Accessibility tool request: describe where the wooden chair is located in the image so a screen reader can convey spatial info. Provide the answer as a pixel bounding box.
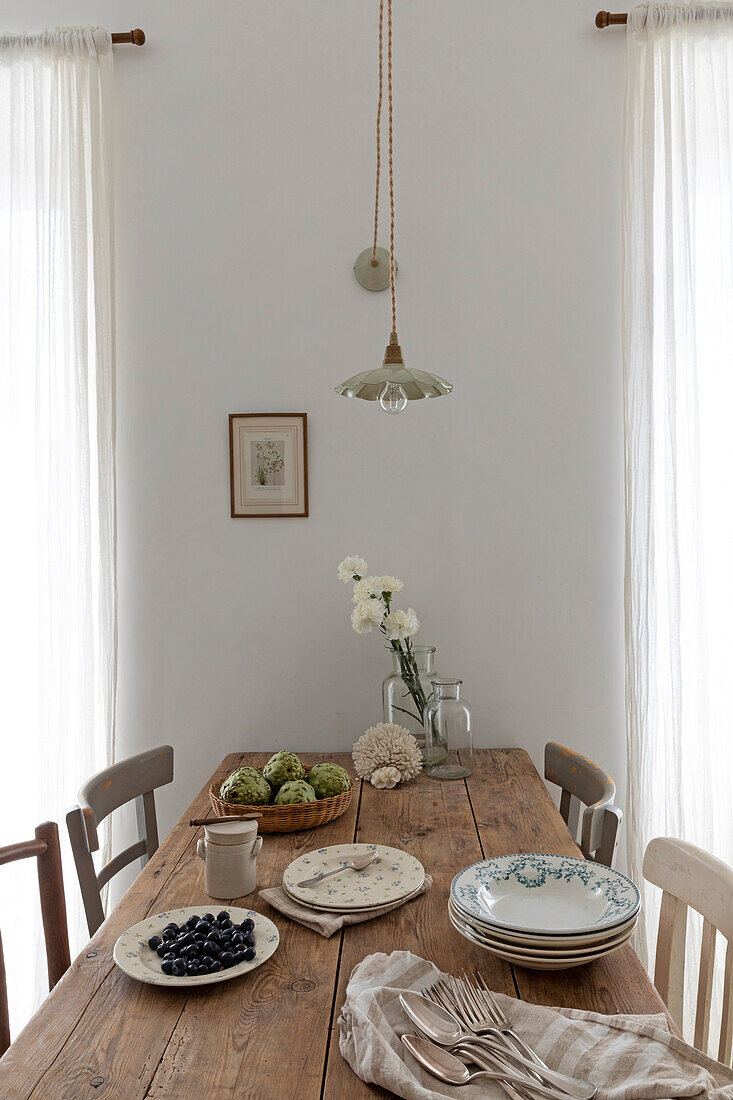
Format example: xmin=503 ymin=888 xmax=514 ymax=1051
xmin=644 ymin=837 xmax=733 ymax=1064
xmin=544 ymin=741 xmax=622 ymax=866
xmin=0 ymin=822 xmax=71 ymax=1056
xmin=67 ymin=745 xmax=174 ymax=936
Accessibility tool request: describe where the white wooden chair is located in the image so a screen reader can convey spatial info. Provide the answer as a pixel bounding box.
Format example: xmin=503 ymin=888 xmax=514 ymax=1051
xmin=544 ymin=741 xmax=622 ymax=867
xmin=67 ymin=745 xmax=174 ymax=936
xmin=644 ymin=837 xmax=733 ymax=1064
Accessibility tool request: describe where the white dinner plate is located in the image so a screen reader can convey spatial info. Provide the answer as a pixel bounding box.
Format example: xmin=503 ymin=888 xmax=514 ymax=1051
xmin=448 ymin=900 xmax=636 ymax=957
xmin=451 ymin=854 xmax=640 ymax=936
xmin=448 ymin=898 xmax=640 ymax=948
xmin=448 ymin=907 xmax=634 ymax=970
xmin=113 ymin=906 xmax=279 ymax=987
xmin=282 ymin=843 xmax=424 ymax=911
xmin=281 ymin=878 xmax=425 ymax=913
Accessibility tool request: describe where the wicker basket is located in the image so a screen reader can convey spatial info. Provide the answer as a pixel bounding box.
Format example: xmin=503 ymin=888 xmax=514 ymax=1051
xmin=209 ymin=767 xmax=354 ymax=834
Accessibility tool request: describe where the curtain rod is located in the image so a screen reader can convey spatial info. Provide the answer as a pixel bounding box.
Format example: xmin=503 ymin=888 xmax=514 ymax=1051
xmin=595 ymin=11 xmax=628 ymax=26
xmin=111 ymin=29 xmax=145 ymax=44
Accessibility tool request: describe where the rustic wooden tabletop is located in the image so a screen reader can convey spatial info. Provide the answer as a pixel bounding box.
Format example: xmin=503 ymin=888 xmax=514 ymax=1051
xmin=0 ymin=749 xmax=668 ymax=1099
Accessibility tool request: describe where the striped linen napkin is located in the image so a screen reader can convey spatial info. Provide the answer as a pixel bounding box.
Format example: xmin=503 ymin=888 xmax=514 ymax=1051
xmin=338 ymin=950 xmax=733 ymax=1099
xmin=257 ymin=876 xmax=432 ymax=938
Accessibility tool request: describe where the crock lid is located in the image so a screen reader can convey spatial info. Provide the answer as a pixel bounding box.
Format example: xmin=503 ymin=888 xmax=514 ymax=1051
xmin=204 ymin=819 xmax=258 ymax=845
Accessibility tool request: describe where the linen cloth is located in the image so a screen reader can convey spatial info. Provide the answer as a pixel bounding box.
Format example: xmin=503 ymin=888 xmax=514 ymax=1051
xmin=339 ymin=951 xmax=733 ymax=1098
xmin=258 ymin=876 xmax=432 ymax=938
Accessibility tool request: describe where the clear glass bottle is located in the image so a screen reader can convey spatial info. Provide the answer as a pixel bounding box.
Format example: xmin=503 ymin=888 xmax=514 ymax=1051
xmin=424 ymin=678 xmax=473 ymax=779
xmin=382 ymin=645 xmax=438 ymax=756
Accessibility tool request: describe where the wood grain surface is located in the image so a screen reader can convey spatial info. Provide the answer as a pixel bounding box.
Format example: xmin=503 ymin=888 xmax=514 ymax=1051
xmin=0 ymin=749 xmax=669 ymax=1098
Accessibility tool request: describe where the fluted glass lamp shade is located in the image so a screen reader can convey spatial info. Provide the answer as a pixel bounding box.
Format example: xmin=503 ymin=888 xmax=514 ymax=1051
xmin=335 ymin=332 xmax=453 ymax=402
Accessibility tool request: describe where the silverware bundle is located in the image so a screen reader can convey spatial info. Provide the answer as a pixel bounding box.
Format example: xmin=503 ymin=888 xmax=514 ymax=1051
xmin=399 ymin=970 xmax=597 ymax=1099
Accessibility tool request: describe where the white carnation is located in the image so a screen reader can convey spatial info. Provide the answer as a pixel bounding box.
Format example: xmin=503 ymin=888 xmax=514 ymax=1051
xmin=352 ymin=577 xmax=381 ymax=603
xmin=337 ymin=555 xmax=368 ymax=583
xmin=383 ymin=607 xmax=420 ymax=641
xmin=371 ymin=575 xmax=404 ymax=597
xmin=351 ymin=599 xmax=384 ymax=634
xmin=370 ymin=765 xmax=402 ymax=789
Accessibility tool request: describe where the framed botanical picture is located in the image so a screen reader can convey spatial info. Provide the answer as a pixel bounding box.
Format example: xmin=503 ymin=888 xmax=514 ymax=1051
xmin=229 ymin=413 xmax=308 ymax=518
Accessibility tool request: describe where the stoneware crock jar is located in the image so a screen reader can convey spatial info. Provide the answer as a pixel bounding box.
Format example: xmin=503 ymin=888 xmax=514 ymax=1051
xmin=196 ymin=818 xmax=262 ymax=900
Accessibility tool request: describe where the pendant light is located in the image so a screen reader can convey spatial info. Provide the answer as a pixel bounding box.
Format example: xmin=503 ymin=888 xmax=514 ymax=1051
xmin=335 ymin=0 xmax=453 ymax=414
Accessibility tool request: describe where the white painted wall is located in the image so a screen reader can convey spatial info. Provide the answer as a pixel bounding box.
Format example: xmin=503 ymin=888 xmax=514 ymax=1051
xmin=5 ymin=1 xmax=628 ymax=844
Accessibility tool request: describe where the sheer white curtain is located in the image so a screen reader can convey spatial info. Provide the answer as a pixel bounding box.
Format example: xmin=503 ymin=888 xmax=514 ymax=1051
xmin=624 ymin=1 xmax=733 ymax=1046
xmin=0 ymin=27 xmax=116 ymax=1037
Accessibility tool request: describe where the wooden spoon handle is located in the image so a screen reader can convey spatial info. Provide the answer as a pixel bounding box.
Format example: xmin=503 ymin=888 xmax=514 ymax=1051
xmin=189 ymin=814 xmax=262 ymax=826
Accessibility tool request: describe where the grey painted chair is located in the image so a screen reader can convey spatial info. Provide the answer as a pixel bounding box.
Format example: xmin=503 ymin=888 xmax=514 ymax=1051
xmin=544 ymin=741 xmax=622 ymax=867
xmin=67 ymin=745 xmax=174 ymax=936
xmin=644 ymin=837 xmax=733 ymax=1063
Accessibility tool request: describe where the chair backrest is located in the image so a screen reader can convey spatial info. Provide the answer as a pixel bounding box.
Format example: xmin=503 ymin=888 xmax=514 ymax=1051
xmin=643 ymin=836 xmax=733 ymax=1064
xmin=0 ymin=822 xmax=71 ymax=1056
xmin=67 ymin=745 xmax=174 ymax=936
xmin=544 ymin=741 xmax=621 ymax=866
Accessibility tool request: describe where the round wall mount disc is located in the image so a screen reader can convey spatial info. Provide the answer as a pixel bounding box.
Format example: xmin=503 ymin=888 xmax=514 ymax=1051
xmin=354 ymin=246 xmax=395 ymax=291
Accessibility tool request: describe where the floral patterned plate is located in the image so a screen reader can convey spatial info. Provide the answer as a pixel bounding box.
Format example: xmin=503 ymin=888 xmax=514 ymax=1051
xmin=113 ymin=906 xmax=279 ymax=987
xmin=281 ymin=878 xmax=425 ymax=913
xmin=282 ymin=843 xmax=425 ymax=910
xmin=450 ymin=853 xmax=640 ymax=936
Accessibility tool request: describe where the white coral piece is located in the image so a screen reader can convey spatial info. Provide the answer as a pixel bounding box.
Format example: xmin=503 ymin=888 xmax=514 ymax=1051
xmin=370 ymin=765 xmax=401 ymax=789
xmin=352 ymin=722 xmax=423 ymax=783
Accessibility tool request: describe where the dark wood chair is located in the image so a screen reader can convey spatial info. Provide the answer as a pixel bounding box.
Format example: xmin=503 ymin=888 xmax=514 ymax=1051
xmin=544 ymin=741 xmax=623 ymax=867
xmin=67 ymin=745 xmax=174 ymax=936
xmin=0 ymin=822 xmax=71 ymax=1056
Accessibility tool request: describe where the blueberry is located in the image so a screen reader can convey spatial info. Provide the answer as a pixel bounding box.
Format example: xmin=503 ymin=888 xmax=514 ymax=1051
xmin=167 ymin=943 xmax=181 ymax=956
xmin=242 ymin=930 xmax=255 ymax=944
xmin=197 ymin=962 xmax=210 ymax=975
xmin=187 ymin=914 xmax=201 ymax=927
xmin=240 ymin=918 xmax=254 ymax=932
xmin=216 ymin=911 xmax=229 ymax=922
xmin=172 ymin=959 xmax=187 ymax=977
xmin=220 ymin=920 xmax=233 ymax=931
xmin=178 ymin=932 xmax=194 ymax=946
xmin=219 ymin=951 xmax=235 ymax=968
xmin=195 ymin=920 xmax=211 ymax=934
xmin=193 ymin=933 xmax=207 ymax=943
xmin=208 ymin=929 xmax=221 ymax=941
xmin=231 ymin=933 xmax=245 ymax=946
xmin=183 ymin=944 xmax=199 ymax=959
xmin=163 ymin=922 xmax=178 ymax=932
xmin=209 ymin=960 xmax=222 ymax=972
xmin=203 ymin=912 xmax=215 ymax=923
xmin=201 ymin=955 xmax=214 ymax=967
xmin=162 ymin=928 xmax=177 ymax=942
xmin=203 ymin=940 xmax=219 ymax=956
xmin=232 ymin=950 xmax=244 ymax=964
xmin=161 ymin=959 xmax=174 ymax=975
xmin=156 ymin=944 xmax=168 ymax=958
xmin=243 ymin=946 xmax=256 ymax=962
xmin=186 ymin=963 xmax=200 ymax=976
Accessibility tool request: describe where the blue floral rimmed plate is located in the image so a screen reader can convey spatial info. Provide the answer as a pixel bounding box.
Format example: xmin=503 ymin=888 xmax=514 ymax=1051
xmin=450 ymin=853 xmax=641 ymax=936
xmin=113 ymin=906 xmax=279 ymax=987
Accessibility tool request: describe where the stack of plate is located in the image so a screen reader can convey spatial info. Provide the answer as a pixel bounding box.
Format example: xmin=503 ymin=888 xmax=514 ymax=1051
xmin=282 ymin=842 xmax=425 ymax=913
xmin=449 ymin=853 xmax=641 ymax=970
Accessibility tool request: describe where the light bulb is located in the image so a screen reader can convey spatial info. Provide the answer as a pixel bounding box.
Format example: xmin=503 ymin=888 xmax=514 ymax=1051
xmin=378 ymin=381 xmax=408 ymax=415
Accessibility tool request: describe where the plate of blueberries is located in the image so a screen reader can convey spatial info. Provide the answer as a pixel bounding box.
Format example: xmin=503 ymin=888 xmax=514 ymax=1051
xmin=113 ymin=906 xmax=280 ymax=987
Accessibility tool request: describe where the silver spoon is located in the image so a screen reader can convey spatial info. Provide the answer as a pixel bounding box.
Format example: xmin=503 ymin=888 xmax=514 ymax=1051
xmin=400 ymin=991 xmax=597 ymax=1100
xmin=401 ymin=1034 xmax=579 ymax=1100
xmin=295 ymin=849 xmax=377 ymax=888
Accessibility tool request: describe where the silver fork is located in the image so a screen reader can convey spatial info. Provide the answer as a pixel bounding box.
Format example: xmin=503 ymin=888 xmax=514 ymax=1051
xmin=453 ymin=971 xmax=596 ymax=1098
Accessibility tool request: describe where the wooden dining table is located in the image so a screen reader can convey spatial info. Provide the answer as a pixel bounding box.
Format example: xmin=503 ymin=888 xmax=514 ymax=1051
xmin=0 ymin=748 xmax=669 ymax=1099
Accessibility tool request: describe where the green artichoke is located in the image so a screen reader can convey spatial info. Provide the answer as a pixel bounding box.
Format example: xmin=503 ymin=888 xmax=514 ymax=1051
xmin=220 ymin=766 xmax=271 ymax=805
xmin=262 ymin=750 xmax=306 ymax=793
xmin=307 ymin=762 xmax=351 ymax=799
xmin=273 ymin=779 xmax=317 ymax=805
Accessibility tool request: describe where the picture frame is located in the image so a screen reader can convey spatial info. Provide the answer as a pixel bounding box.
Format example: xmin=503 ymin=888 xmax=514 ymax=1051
xmin=229 ymin=413 xmax=308 ymax=518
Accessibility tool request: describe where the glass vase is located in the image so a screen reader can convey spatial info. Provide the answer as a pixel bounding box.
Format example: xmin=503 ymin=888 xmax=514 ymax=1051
xmin=424 ymin=678 xmax=473 ymax=779
xmin=382 ymin=645 xmax=438 ymax=755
